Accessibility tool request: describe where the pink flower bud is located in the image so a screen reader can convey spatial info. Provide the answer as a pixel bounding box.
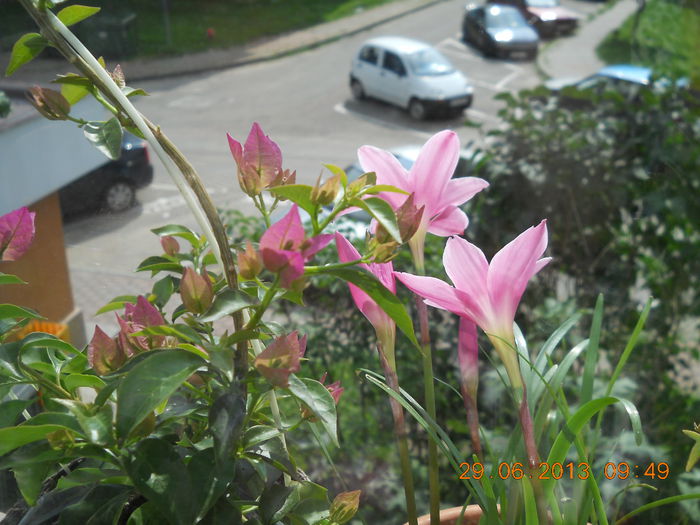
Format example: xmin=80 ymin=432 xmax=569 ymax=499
xmin=310 ymin=173 xmax=341 ymax=206
xmin=160 ymin=235 xmax=180 ymax=255
xmin=254 ymin=332 xmax=306 ymax=388
xmin=227 ymin=123 xmax=283 ymax=197
xmin=396 ymin=193 xmax=425 ymax=243
xmin=26 ymin=86 xmax=70 ymax=121
xmin=237 ymin=241 xmax=262 ymax=280
xmin=88 ymin=325 xmax=127 ymax=375
xmin=180 ymin=267 xmax=214 ymax=314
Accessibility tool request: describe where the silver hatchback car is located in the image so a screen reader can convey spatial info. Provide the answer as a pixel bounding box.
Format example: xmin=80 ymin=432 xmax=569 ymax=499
xmin=349 ymin=36 xmax=474 ymax=120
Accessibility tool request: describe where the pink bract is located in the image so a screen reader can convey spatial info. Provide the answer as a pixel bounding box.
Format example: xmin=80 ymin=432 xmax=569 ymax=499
xmin=0 ymin=207 xmax=36 ymax=261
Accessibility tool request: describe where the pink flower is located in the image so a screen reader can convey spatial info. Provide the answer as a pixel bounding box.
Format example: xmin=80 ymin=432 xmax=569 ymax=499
xmin=254 ymin=331 xmax=307 ymax=388
xmin=0 ymin=207 xmax=36 ymax=261
xmin=227 ymin=123 xmax=283 ymax=196
xmin=334 ymin=233 xmax=396 ymax=355
xmin=259 ymin=205 xmax=332 ymax=288
xmin=358 ymin=131 xmax=488 ymax=238
xmin=116 ymin=296 xmax=166 ymax=355
xmin=395 ymin=221 xmax=551 ymax=346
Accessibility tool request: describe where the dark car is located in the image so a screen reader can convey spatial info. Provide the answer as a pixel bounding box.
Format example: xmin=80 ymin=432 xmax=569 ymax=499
xmin=462 ymin=4 xmax=539 ymax=60
xmin=59 ymin=132 xmax=153 ymax=216
xmin=489 ymin=0 xmax=579 ymax=38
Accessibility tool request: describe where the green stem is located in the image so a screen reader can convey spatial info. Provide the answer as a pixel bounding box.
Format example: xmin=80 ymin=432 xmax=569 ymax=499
xmin=245 ymin=274 xmax=280 ymax=330
xmin=303 ymin=258 xmax=366 ymax=274
xmin=378 ymin=346 xmax=418 ymax=525
xmin=269 ymin=388 xmax=293 ymax=483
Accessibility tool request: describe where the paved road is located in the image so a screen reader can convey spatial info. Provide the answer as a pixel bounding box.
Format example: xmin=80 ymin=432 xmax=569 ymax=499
xmin=62 ymin=0 xmax=604 ymax=336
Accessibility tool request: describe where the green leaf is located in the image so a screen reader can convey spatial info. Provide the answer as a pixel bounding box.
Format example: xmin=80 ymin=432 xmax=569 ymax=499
xmin=287 ymin=375 xmax=338 ymax=447
xmin=0 ymin=304 xmax=44 ymax=321
xmin=268 ymin=184 xmax=316 ymax=215
xmin=360 ymin=184 xmax=409 ymax=195
xmin=209 ymin=386 xmax=246 ymax=462
xmin=95 ymin=295 xmax=138 ymax=315
xmin=199 ymin=289 xmax=258 ymax=323
xmin=63 ymin=373 xmax=106 ymax=392
xmin=6 ymin=33 xmax=48 ymax=76
xmin=56 ymin=5 xmax=101 ymax=26
xmin=123 ymin=86 xmax=149 ymax=98
xmin=0 ymin=399 xmax=33 ymax=428
xmin=53 ymin=399 xmax=113 ymax=445
xmin=151 ymin=224 xmax=200 ymax=246
xmin=14 ymin=461 xmax=53 ymax=506
xmin=243 ymin=425 xmax=281 ymax=449
xmin=60 ymin=82 xmax=90 ymax=105
xmin=683 ymin=430 xmax=700 ymax=471
xmin=581 ymin=294 xmax=603 ymax=404
xmin=323 ymin=164 xmax=347 ymax=188
xmin=0 ymin=424 xmax=71 ymax=456
xmin=350 ymin=197 xmax=401 ymax=243
xmin=308 ymin=266 xmax=419 ymax=349
xmin=606 ymin=298 xmax=652 ymax=396
xmin=136 ymin=255 xmax=183 ymax=275
xmin=83 ymin=118 xmax=123 ymax=160
xmin=18 ymin=485 xmax=93 ymax=525
xmin=0 ymin=273 xmax=26 ymax=285
xmin=116 ymin=349 xmax=204 ymax=439
xmin=152 ymin=276 xmax=177 ymax=307
xmin=21 ymin=332 xmax=78 ymax=356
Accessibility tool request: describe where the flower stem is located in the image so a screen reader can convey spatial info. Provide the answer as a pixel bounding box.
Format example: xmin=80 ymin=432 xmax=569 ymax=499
xmin=460 ymin=384 xmax=483 ymax=461
xmin=378 ymin=346 xmax=418 ymax=525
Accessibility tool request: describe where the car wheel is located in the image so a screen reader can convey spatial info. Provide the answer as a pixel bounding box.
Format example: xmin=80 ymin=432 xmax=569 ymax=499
xmin=350 ymin=79 xmax=365 ymax=100
xmin=103 ymin=180 xmax=135 ymax=213
xmin=408 ymin=99 xmax=427 ymax=120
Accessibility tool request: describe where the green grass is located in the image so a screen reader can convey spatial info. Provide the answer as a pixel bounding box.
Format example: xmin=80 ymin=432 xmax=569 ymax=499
xmin=596 ymin=0 xmax=700 ymax=82
xmin=0 ymin=0 xmax=399 ymax=58
xmin=120 ymin=0 xmax=399 ymax=57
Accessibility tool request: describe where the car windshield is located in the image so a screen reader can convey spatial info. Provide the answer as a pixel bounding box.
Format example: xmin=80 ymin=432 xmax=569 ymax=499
xmin=406 ymin=48 xmax=455 ymax=76
xmin=486 ymin=7 xmax=526 ymax=28
xmin=526 ymin=0 xmax=560 ymax=7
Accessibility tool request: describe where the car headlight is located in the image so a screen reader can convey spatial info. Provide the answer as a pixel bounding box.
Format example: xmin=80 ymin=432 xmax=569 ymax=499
xmin=540 ymin=11 xmax=557 ymax=21
xmin=494 ymin=30 xmax=513 ymax=42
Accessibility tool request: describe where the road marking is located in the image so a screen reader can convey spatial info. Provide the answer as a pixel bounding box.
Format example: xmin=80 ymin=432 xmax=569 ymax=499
xmin=466 ymin=108 xmax=500 ymax=123
xmin=495 ymin=68 xmax=522 ymax=90
xmin=333 ymin=103 xmax=434 ymax=140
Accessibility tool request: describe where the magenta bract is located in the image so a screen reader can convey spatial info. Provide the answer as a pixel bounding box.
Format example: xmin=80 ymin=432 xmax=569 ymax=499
xmin=0 ymin=207 xmax=36 ymax=261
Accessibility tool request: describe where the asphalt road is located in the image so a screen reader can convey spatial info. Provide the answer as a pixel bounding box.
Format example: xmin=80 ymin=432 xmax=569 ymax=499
xmin=62 ymin=0 xmax=601 ymax=333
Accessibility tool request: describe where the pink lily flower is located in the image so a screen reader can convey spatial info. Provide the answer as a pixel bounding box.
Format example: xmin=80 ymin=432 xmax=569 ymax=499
xmin=259 ymin=204 xmax=332 ymax=288
xmin=358 ymin=130 xmax=488 ymax=240
xmin=334 ymin=233 xmax=396 ymax=361
xmin=0 ymin=207 xmax=36 ymax=261
xmin=227 ymin=122 xmax=283 ymax=196
xmin=395 ymin=221 xmax=551 ymax=384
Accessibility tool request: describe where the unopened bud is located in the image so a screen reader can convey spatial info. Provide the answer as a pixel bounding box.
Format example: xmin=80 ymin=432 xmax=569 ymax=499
xmin=346 ymin=172 xmax=376 ymax=197
xmin=180 ymin=267 xmax=214 ymax=314
xmin=311 ymin=173 xmax=341 ymax=206
xmin=269 ymin=168 xmax=296 ymax=190
xmin=160 ymin=235 xmax=180 ymax=255
xmin=111 ymin=64 xmax=125 ymax=88
xmin=238 ymin=241 xmax=262 ymax=280
xmin=254 ymin=332 xmax=306 ymax=388
xmin=329 ymin=490 xmax=361 ymax=524
xmin=369 ymin=238 xmax=399 ymax=263
xmin=26 ymin=86 xmax=70 ymax=120
xmin=88 ymin=325 xmax=127 ymax=375
xmin=396 ymin=194 xmax=425 ymax=242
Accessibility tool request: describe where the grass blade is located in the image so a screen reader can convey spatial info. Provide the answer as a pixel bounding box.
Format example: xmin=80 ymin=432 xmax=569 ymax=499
xmin=581 ymin=294 xmax=603 ymax=404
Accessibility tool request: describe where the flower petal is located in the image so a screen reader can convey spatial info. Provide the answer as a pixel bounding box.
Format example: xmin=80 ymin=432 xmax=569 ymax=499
xmin=358 ymin=145 xmax=410 ymax=209
xmin=243 ymin=122 xmax=283 ymax=185
xmin=394 ymin=272 xmax=467 ymax=316
xmin=458 ymin=317 xmax=479 ymax=388
xmin=302 ymin=233 xmax=333 ymax=261
xmin=226 ymin=133 xmax=243 ymax=167
xmin=409 ymin=130 xmax=459 ymax=215
xmin=427 ymin=206 xmax=468 ymax=237
xmin=443 ymin=236 xmax=490 ymax=310
xmin=487 ymin=220 xmax=549 ymax=324
xmin=278 ymin=251 xmax=305 ymax=289
xmin=443 ymin=177 xmax=489 ymax=207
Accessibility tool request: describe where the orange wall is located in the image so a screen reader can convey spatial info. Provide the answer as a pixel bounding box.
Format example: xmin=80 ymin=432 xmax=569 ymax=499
xmin=0 ymin=192 xmax=75 ymax=321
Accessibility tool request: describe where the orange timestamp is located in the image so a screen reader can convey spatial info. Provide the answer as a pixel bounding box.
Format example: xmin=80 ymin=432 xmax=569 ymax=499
xmin=459 ymin=462 xmax=592 ymax=480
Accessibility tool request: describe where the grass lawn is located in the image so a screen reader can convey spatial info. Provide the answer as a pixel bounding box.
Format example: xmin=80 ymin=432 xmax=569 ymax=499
xmin=596 ymin=0 xmax=700 ymax=82
xmin=0 ymin=0 xmax=400 ymax=57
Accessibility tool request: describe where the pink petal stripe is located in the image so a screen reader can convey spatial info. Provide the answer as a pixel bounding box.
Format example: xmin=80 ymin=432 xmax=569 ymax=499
xmin=458 ymin=317 xmax=479 ymax=385
xmin=427 ymin=206 xmax=469 ymax=237
xmin=443 ymin=177 xmax=490 ymax=207
xmin=409 ymin=130 xmax=459 ymax=215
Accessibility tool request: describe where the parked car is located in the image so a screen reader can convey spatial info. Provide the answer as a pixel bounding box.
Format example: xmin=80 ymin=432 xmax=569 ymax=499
xmin=462 ymin=4 xmax=539 ymax=60
xmin=59 ymin=132 xmax=153 ymax=216
xmin=488 ymin=0 xmax=579 ymax=37
xmin=349 ymin=36 xmax=474 ymax=120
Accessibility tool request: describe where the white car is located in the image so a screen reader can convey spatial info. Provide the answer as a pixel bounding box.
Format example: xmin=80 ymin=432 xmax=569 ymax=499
xmin=349 ymin=36 xmax=474 ymax=120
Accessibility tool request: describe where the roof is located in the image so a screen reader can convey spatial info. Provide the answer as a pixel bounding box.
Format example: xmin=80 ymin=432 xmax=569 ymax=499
xmin=361 ymin=36 xmax=431 ymax=54
xmin=597 ymin=64 xmax=652 ymax=85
